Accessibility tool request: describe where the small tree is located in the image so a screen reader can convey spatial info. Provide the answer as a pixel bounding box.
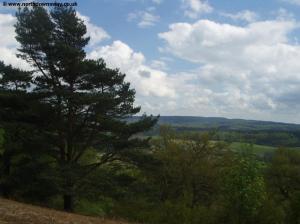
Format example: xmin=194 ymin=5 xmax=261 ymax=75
xmin=267 ymin=148 xmax=300 ymax=223
xmin=148 ymin=129 xmax=226 ymax=224
xmin=14 ymin=6 xmax=157 ymax=211
xmin=222 ymin=150 xmax=266 ymax=224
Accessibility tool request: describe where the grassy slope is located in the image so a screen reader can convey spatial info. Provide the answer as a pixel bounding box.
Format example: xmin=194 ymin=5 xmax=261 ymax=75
xmin=229 ymin=142 xmax=276 ymax=155
xmin=0 ymin=198 xmax=130 ymax=224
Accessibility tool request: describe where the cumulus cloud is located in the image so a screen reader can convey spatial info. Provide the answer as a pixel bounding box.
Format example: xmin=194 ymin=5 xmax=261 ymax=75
xmin=182 ymin=0 xmax=213 ymax=19
xmin=128 ymin=9 xmax=160 ymax=28
xmin=150 ymin=60 xmax=168 ymax=70
xmin=158 ymin=18 xmax=300 ymax=122
xmin=77 ymin=12 xmax=110 ymax=46
xmin=0 ymin=13 xmax=31 ymax=70
xmin=88 ymin=40 xmax=176 ymax=98
xmin=0 ymin=13 xmax=16 ymax=47
xmin=159 ymin=20 xmax=295 ymax=63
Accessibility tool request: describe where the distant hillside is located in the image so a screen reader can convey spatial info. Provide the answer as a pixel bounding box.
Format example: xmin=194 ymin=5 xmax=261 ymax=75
xmin=149 ymin=116 xmax=300 ymax=131
xmin=129 ymin=116 xmax=300 ymax=147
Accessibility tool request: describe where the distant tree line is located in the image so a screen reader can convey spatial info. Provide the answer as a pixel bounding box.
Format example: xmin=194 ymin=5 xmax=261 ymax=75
xmin=148 ymin=126 xmax=300 ymax=147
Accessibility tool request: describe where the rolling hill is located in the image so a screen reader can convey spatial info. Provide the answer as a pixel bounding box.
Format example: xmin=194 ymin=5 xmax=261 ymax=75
xmin=154 ymin=116 xmax=300 ymax=131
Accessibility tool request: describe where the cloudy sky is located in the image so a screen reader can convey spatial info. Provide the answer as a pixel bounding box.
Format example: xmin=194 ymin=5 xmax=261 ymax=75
xmin=1 ymin=0 xmax=300 ymax=123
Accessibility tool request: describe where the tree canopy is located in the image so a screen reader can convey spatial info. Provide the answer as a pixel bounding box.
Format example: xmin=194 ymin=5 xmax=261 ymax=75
xmin=0 ymin=6 xmax=157 ymax=211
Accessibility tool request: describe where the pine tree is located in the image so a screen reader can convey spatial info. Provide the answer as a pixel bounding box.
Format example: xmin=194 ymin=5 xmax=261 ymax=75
xmin=15 ymin=6 xmax=157 ymax=211
xmin=0 ymin=61 xmax=34 ymax=197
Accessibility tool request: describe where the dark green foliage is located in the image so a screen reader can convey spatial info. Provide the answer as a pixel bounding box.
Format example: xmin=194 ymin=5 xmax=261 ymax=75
xmin=0 ymin=5 xmax=157 ymax=211
xmin=106 ymin=129 xmax=300 ymax=224
xmin=266 ymin=148 xmax=300 ymax=223
xmin=110 ymin=128 xmax=226 ymax=224
xmin=0 ymin=61 xmax=32 ymax=91
xmin=0 ymin=60 xmax=37 ymax=198
xmin=220 ymin=151 xmax=267 ymax=223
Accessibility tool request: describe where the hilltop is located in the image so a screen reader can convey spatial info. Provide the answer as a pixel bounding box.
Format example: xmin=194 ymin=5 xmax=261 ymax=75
xmin=128 ymin=116 xmax=300 ymax=132
xmin=156 ymin=116 xmax=300 ymax=131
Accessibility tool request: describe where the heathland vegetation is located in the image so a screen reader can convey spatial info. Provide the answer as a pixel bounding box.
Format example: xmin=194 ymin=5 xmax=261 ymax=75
xmin=1 ymin=6 xmax=300 ymax=224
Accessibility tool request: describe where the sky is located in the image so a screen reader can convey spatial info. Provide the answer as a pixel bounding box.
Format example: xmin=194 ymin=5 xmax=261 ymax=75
xmin=1 ymin=0 xmax=300 ymax=123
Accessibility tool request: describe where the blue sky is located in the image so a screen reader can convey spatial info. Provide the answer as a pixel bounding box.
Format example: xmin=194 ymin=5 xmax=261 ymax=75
xmin=1 ymin=0 xmax=300 ymax=123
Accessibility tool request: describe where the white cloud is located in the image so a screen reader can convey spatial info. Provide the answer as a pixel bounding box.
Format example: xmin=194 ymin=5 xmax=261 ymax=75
xmin=88 ymin=41 xmax=176 ymax=98
xmin=0 ymin=13 xmax=31 ymax=70
xmin=150 ymin=60 xmax=168 ymax=70
xmin=221 ymin=10 xmax=258 ymax=22
xmin=182 ymin=0 xmax=213 ymax=19
xmin=128 ymin=10 xmax=160 ymax=28
xmin=159 ymin=20 xmax=295 ymax=63
xmin=0 ymin=13 xmax=16 ymax=46
xmin=77 ymin=12 xmax=110 ymax=46
xmin=158 ymin=19 xmax=300 ymax=122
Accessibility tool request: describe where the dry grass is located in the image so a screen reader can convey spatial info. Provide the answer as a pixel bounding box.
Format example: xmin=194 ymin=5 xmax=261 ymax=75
xmin=0 ymin=198 xmax=130 ymax=224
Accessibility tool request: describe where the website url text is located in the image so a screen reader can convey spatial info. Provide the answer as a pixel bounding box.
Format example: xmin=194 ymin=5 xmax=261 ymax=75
xmin=2 ymin=1 xmax=77 ymax=7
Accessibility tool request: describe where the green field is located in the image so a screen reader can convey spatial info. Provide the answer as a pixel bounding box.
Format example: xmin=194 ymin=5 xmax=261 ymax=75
xmin=229 ymin=142 xmax=276 ymax=155
xmin=229 ymin=142 xmax=300 ymax=155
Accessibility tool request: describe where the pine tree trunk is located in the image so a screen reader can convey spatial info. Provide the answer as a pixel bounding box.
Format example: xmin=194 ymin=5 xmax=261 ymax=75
xmin=63 ymin=194 xmax=73 ymax=212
